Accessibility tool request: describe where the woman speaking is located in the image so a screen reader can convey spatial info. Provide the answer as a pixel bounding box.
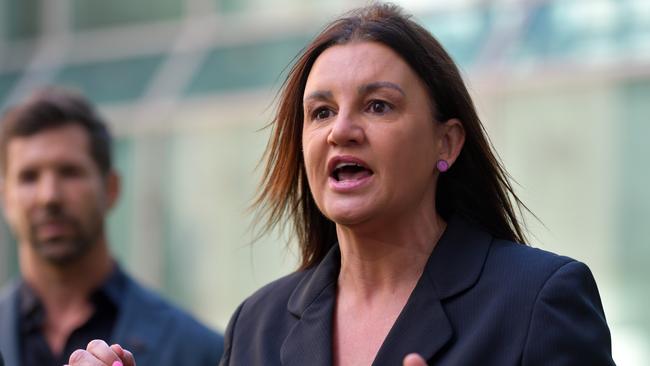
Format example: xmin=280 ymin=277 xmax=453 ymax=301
xmin=69 ymin=3 xmax=614 ymax=366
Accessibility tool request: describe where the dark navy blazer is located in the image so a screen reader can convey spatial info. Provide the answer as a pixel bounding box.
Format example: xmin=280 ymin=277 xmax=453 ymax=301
xmin=220 ymin=216 xmax=614 ymax=365
xmin=0 ymin=270 xmax=224 ymax=366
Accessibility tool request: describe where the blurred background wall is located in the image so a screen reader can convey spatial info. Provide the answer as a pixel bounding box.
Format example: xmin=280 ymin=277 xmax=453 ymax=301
xmin=0 ymin=0 xmax=648 ymax=364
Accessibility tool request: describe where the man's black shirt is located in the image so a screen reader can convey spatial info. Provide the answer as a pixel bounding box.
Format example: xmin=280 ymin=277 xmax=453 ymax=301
xmin=18 ymin=267 xmax=126 ymax=366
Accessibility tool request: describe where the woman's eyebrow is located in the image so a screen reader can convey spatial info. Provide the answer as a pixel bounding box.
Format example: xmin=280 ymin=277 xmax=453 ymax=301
xmin=358 ymin=81 xmax=405 ymax=96
xmin=303 ymin=90 xmax=333 ymax=103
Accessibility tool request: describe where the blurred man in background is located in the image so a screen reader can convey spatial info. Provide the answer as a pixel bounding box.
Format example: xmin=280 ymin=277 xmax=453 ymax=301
xmin=0 ymin=87 xmax=223 ymax=366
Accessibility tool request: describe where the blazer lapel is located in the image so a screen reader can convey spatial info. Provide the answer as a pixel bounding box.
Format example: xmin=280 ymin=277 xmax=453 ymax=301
xmin=374 ymin=215 xmax=493 ymax=365
xmin=111 ymin=276 xmax=168 ymax=365
xmin=281 ymin=246 xmax=340 ymax=366
xmin=0 ymin=281 xmax=20 ymax=366
xmin=281 ymin=215 xmax=492 ymax=366
xmin=373 ymin=274 xmax=452 ymax=365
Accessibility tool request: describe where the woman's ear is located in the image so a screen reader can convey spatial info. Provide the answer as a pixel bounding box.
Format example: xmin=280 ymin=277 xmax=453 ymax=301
xmin=438 ymin=118 xmax=465 ymax=167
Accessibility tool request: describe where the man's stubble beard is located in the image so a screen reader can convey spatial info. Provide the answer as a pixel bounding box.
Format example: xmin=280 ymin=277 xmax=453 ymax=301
xmin=27 ymin=203 xmax=104 ymax=266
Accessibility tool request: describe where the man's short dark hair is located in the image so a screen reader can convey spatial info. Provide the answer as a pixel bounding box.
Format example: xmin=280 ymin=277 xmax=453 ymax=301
xmin=0 ymin=87 xmax=112 ymax=176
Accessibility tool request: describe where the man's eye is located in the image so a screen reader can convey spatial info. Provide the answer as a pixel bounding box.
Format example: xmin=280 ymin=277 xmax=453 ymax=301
xmin=59 ymin=165 xmax=82 ymax=177
xmin=18 ymin=170 xmax=38 ymax=184
xmin=368 ymin=100 xmax=391 ymax=114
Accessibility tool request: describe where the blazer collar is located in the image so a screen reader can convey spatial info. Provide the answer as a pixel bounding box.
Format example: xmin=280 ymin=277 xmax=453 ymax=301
xmin=282 ymin=214 xmax=493 ymax=365
xmin=282 ymin=246 xmax=340 ymax=366
xmin=111 ymin=275 xmax=168 ymax=364
xmin=374 ymin=215 xmax=492 ymax=364
xmin=425 ymin=214 xmax=492 ymax=299
xmin=287 ymin=246 xmax=340 ymax=317
xmin=0 ymin=280 xmax=20 ymax=366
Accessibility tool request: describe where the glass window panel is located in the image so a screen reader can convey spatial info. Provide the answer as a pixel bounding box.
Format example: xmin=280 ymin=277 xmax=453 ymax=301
xmin=185 ymin=36 xmax=308 ymax=95
xmin=0 ymin=72 xmax=21 ymax=105
xmin=618 ymin=80 xmax=650 ymax=339
xmin=514 ymin=0 xmax=637 ymax=62
xmin=53 ymin=55 xmax=164 ymax=103
xmin=72 ymin=0 xmax=183 ymax=30
xmin=3 ymin=0 xmax=41 ymax=40
xmin=216 ymin=0 xmax=245 ymax=13
xmin=158 ymin=124 xmax=293 ymax=327
xmin=420 ymin=8 xmax=490 ymax=68
xmin=215 ymin=0 xmax=344 ymax=14
xmin=107 ymin=137 xmax=135 ymax=262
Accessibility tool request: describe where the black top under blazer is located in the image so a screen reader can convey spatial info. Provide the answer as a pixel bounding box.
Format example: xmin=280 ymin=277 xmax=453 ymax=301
xmin=220 ymin=215 xmax=615 ymax=365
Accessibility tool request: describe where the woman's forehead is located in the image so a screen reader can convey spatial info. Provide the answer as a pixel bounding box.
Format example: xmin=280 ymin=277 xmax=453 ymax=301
xmin=304 ymin=42 xmax=420 ymax=95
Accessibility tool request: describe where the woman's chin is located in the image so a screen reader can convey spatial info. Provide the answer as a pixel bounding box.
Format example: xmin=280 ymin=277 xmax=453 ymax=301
xmin=324 ymin=204 xmax=376 ymax=228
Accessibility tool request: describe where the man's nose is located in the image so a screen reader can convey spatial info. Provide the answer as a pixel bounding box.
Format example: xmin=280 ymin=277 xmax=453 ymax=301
xmin=37 ymin=173 xmax=62 ymax=205
xmin=326 ymin=111 xmax=366 ymax=147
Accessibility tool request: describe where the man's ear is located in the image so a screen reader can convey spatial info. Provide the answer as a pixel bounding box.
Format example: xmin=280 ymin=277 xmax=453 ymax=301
xmin=438 ymin=118 xmax=466 ymax=167
xmin=104 ymin=170 xmax=120 ymax=210
xmin=0 ymin=180 xmax=6 ymax=214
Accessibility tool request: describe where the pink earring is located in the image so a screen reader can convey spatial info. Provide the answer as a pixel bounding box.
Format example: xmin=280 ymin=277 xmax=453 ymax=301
xmin=436 ymin=159 xmax=449 ymax=172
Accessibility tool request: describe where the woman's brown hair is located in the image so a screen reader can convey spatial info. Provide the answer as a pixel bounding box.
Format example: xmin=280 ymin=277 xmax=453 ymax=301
xmin=255 ymin=3 xmax=529 ymax=270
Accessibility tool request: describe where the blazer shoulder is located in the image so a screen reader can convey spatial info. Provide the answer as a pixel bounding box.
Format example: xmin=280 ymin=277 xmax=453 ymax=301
xmin=221 ymin=269 xmax=313 ymax=366
xmin=124 ymin=274 xmax=222 ymax=338
xmin=0 ymin=279 xmax=20 ymax=366
xmin=0 ymin=280 xmax=19 ymax=306
xmin=117 ymin=274 xmax=224 ymax=363
xmin=228 ymin=269 xmax=316 ymax=337
xmin=476 ymin=240 xmax=613 ymax=364
xmin=479 ymin=239 xmax=596 ymax=308
xmin=487 ymin=239 xmax=578 ymax=280
xmin=521 ymin=260 xmax=614 ymax=364
xmin=239 ymin=269 xmax=310 ymax=314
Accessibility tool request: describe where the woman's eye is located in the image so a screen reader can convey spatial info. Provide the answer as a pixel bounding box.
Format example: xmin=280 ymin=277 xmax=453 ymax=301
xmin=313 ymin=107 xmax=333 ymax=120
xmin=368 ymin=100 xmax=391 ymax=114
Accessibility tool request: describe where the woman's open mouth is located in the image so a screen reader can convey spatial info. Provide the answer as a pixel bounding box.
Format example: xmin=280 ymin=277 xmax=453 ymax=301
xmin=328 ymin=156 xmax=374 ymax=190
xmin=332 ymin=162 xmax=373 ymax=182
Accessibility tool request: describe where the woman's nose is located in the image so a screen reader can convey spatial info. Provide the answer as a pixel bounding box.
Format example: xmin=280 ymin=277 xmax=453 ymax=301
xmin=326 ymin=112 xmax=365 ymax=147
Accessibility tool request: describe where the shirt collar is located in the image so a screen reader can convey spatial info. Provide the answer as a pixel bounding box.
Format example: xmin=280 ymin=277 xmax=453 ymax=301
xmin=19 ymin=263 xmax=127 ymax=325
xmin=98 ymin=263 xmax=128 ymax=307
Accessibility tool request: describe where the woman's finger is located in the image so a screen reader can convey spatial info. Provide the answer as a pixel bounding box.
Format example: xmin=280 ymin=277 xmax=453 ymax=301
xmin=109 ymin=344 xmax=123 ymax=358
xmin=403 ymin=353 xmax=427 ymax=366
xmin=85 ymin=339 xmax=121 ymax=364
xmin=68 ymin=349 xmax=109 ymax=366
xmin=110 ymin=344 xmax=136 ymax=366
xmin=121 ymin=348 xmax=136 ymax=366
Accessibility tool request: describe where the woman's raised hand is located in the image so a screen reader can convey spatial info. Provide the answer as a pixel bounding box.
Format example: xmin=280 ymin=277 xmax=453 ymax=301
xmin=66 ymin=340 xmax=136 ymax=366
